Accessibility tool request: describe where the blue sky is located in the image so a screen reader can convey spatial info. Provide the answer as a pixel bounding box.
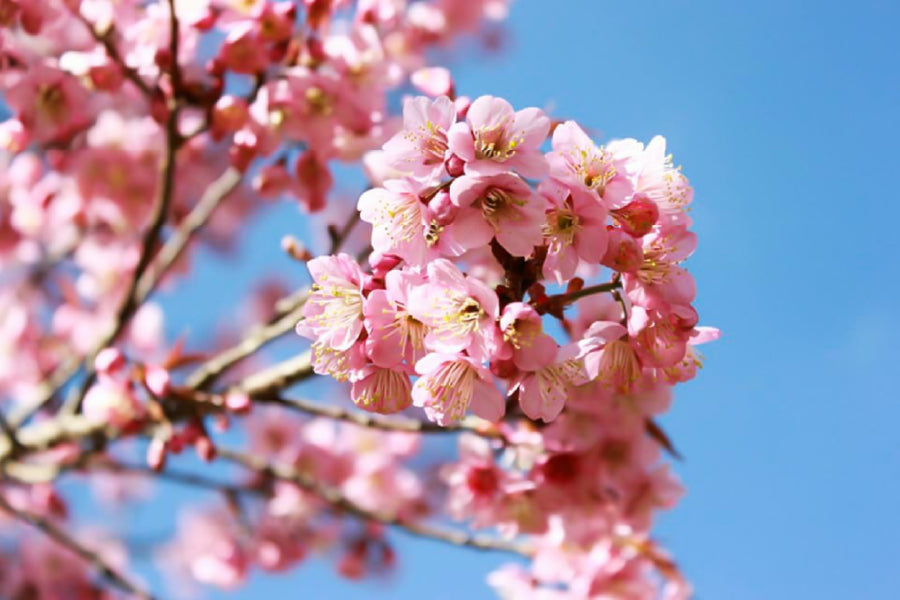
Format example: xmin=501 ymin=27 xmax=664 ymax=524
xmin=68 ymin=1 xmax=900 ymax=598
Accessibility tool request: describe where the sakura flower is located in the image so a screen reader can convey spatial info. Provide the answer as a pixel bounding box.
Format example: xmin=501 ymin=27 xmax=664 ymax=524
xmin=623 ymin=226 xmax=697 ymax=311
xmin=448 ymin=95 xmax=550 ymax=177
xmin=441 ymin=434 xmax=511 ymax=526
xmin=546 ymin=120 xmax=636 ymax=209
xmin=382 ymin=95 xmax=455 ymax=179
xmin=540 ymin=180 xmax=610 ymax=284
xmin=412 ymin=353 xmax=505 ymax=425
xmin=358 ymin=179 xmax=489 ymax=264
xmin=350 ymin=366 xmax=413 ymax=414
xmin=218 ymin=21 xmax=268 ymax=74
xmin=296 ymin=253 xmax=366 ymax=351
xmin=578 ymin=321 xmax=643 ymax=394
xmin=5 ymin=63 xmax=92 ymax=143
xmin=499 ymin=302 xmax=557 ymax=371
xmin=363 ymin=269 xmax=428 ymax=367
xmin=633 ymin=135 xmax=694 ymax=229
xmin=450 ymin=172 xmax=545 ymax=257
xmin=514 ymin=344 xmax=588 ymax=423
xmin=407 ymin=259 xmax=502 ymax=361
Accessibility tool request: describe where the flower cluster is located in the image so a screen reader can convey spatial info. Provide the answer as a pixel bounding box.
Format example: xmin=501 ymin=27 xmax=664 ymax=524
xmin=299 ymin=94 xmax=716 ymax=425
xmin=297 ymin=93 xmax=718 ymax=596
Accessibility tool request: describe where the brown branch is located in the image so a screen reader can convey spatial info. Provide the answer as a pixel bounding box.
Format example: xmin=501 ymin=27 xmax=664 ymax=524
xmin=135 ymin=167 xmax=243 ymax=302
xmin=165 ymin=0 xmax=182 ymax=95
xmin=250 ymin=393 xmax=503 ymax=439
xmin=534 ymin=280 xmax=622 ymax=315
xmin=185 ymin=291 xmax=309 ymax=391
xmin=217 ymin=448 xmax=532 ymax=557
xmin=0 ymin=494 xmax=156 ymax=599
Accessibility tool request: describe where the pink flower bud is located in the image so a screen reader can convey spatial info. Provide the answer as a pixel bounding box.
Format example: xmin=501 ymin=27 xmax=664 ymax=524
xmin=294 ymin=151 xmax=332 ymax=212
xmin=225 ymin=391 xmax=251 ymax=414
xmin=144 ymin=364 xmax=171 ymax=397
xmin=94 ymin=347 xmax=125 ymax=376
xmin=369 ymin=252 xmax=402 ymax=277
xmin=253 ymin=162 xmax=292 ymax=198
xmin=444 ymin=154 xmax=465 ymax=177
xmin=611 ymin=194 xmax=659 ymax=238
xmin=88 ymin=61 xmax=124 ymax=91
xmin=147 ymin=436 xmax=167 ymax=471
xmin=428 ymin=189 xmax=458 ymax=225
xmin=195 ymin=436 xmax=217 ymax=462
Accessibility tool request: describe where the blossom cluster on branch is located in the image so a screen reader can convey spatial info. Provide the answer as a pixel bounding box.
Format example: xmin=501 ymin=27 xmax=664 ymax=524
xmin=0 ymin=0 xmax=716 ymax=598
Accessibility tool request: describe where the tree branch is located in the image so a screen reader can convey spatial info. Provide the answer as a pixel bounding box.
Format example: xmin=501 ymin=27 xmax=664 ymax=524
xmin=135 ymin=167 xmax=243 ymax=302
xmin=217 ymin=447 xmax=532 ymax=557
xmin=0 ymin=493 xmax=156 ymax=599
xmin=69 ymin=9 xmax=153 ymax=98
xmin=251 ymin=393 xmax=503 ymax=439
xmin=534 ymin=280 xmax=622 ymax=315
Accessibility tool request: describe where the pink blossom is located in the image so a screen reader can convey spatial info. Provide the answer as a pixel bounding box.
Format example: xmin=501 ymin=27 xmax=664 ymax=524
xmin=450 ymin=172 xmax=545 ymax=257
xmin=515 ymin=344 xmax=588 ymax=422
xmin=499 ymin=302 xmax=557 ymax=371
xmin=546 ymin=120 xmax=637 ymax=209
xmin=623 ymin=226 xmax=697 ymax=311
xmin=407 ymin=259 xmax=502 ymax=361
xmin=633 ymin=135 xmax=694 ymax=229
xmin=412 ymin=353 xmax=505 ymax=425
xmin=410 ymin=66 xmax=454 ymax=98
xmin=448 ymin=95 xmax=550 ymax=177
xmin=358 ymin=178 xmax=489 ymax=265
xmin=363 ymin=268 xmax=428 ymax=367
xmin=578 ymin=321 xmax=644 ymax=393
xmin=5 ymin=63 xmax=92 ymax=143
xmin=350 ymin=366 xmax=413 ymax=414
xmin=296 ymin=253 xmax=366 ymax=351
xmin=540 ymin=180 xmax=610 ymax=284
xmin=382 ymin=95 xmax=456 ymax=179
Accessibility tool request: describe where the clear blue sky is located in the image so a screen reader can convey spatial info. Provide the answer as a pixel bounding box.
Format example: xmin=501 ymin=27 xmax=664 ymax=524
xmin=70 ymin=1 xmax=900 ymax=598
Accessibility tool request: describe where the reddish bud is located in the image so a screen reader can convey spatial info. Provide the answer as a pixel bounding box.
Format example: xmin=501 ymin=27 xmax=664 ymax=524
xmin=95 ymin=347 xmax=125 ymax=376
xmin=147 ymin=436 xmax=168 ymax=471
xmin=612 ymin=194 xmax=659 ymax=238
xmin=195 ymin=435 xmax=217 ymax=462
xmin=444 ymin=154 xmax=465 ymax=177
xmin=144 ymin=365 xmax=171 ymax=397
xmin=428 ymin=189 xmax=458 ymax=225
xmin=225 ymin=391 xmax=251 ymax=414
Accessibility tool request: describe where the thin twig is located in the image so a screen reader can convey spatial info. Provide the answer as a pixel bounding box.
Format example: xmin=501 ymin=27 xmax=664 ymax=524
xmin=534 ymin=280 xmax=622 ymax=314
xmin=166 ymin=0 xmax=182 ymax=94
xmin=217 ymin=448 xmax=532 ymax=557
xmin=135 ymin=167 xmax=243 ymax=301
xmin=251 ymin=394 xmax=503 ymax=439
xmin=185 ymin=293 xmax=309 ymax=391
xmin=0 ymin=494 xmax=156 ymax=599
xmin=69 ymin=10 xmax=153 ymax=97
xmin=0 ymin=409 xmax=22 ymax=454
